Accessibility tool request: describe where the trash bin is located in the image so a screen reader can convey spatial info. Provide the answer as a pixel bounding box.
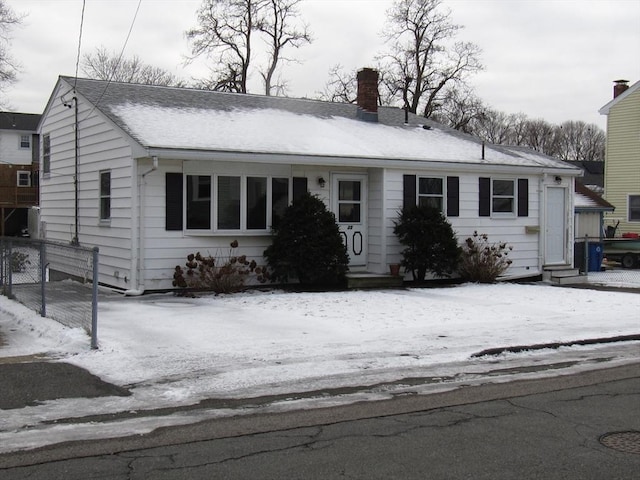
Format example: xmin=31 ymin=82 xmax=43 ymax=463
xmin=588 ymin=243 xmax=603 ymax=272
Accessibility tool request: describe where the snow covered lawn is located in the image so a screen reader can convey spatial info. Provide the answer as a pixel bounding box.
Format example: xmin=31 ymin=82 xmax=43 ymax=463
xmin=1 ymin=282 xmax=639 ymax=453
xmin=1 ymin=283 xmax=638 ymax=403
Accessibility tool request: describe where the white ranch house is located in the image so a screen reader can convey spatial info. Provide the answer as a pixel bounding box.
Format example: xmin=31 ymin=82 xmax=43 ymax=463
xmin=37 ymin=69 xmax=582 ymax=293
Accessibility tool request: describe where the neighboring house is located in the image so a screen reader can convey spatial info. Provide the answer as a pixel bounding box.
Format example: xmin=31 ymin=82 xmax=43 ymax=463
xmin=0 ymin=112 xmax=41 ymax=236
xmin=599 ymin=79 xmax=640 ymax=236
xmin=565 ymin=160 xmax=604 ymax=194
xmin=574 ymin=181 xmax=615 ymax=239
xmin=573 ymin=182 xmax=614 ymax=273
xmin=37 ymin=70 xmax=581 ymax=293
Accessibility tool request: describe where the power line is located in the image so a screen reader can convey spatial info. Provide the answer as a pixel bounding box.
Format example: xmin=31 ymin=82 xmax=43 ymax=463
xmin=73 ymin=0 xmax=87 ymax=90
xmin=82 ymin=0 xmax=142 ymax=121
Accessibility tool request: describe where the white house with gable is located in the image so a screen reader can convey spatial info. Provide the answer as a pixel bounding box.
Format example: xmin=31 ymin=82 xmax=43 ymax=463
xmin=37 ymin=69 xmax=582 ymax=293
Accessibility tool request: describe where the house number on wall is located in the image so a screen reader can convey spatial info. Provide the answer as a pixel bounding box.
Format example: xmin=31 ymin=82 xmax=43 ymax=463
xmin=341 ymin=230 xmax=363 ymax=256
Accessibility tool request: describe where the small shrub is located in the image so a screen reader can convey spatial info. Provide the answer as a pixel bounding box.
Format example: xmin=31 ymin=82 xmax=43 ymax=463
xmin=458 ymin=231 xmax=513 ymax=283
xmin=393 ymin=204 xmax=460 ymax=281
xmin=11 ymin=251 xmax=30 ymax=273
xmin=172 ymin=240 xmax=268 ymax=294
xmin=264 ymin=192 xmax=349 ymax=286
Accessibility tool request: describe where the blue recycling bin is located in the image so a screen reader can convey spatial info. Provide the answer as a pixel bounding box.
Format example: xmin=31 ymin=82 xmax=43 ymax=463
xmin=588 ymin=243 xmax=603 ymax=272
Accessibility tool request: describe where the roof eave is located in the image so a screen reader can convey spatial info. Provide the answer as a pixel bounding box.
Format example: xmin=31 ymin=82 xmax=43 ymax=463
xmin=145 ymin=147 xmax=584 ymax=175
xmin=599 ymin=79 xmax=640 ymax=115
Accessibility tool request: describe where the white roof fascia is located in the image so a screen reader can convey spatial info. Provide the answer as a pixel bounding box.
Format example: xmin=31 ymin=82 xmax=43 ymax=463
xmin=147 ymin=147 xmax=582 ymax=176
xmin=52 ymin=78 xmax=149 ymax=159
xmin=599 ymin=79 xmax=640 ymax=115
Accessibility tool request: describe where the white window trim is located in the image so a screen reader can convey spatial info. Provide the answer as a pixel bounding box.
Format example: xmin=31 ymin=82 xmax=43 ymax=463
xmin=629 ymin=194 xmax=640 ymax=222
xmin=417 ymin=176 xmax=446 ymax=213
xmin=185 ymin=174 xmax=290 ymax=234
xmin=42 ymin=133 xmax=51 ymax=176
xmin=491 ymin=178 xmax=516 ymax=217
xmin=99 ymin=170 xmax=111 ymax=223
xmin=19 ymin=134 xmax=30 ymax=149
xmin=17 ymin=171 xmax=31 ymax=187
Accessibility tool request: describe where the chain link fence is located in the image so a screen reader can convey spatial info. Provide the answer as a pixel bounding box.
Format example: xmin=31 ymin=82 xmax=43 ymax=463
xmin=0 ymin=237 xmax=99 ymax=348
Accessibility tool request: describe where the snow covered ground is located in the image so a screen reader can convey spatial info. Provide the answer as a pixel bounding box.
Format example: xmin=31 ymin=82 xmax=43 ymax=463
xmin=0 ymin=280 xmax=639 ymax=453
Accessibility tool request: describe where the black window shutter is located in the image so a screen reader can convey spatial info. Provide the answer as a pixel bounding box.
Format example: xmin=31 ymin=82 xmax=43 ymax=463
xmin=165 ymin=173 xmax=183 ymax=231
xmin=446 ymin=176 xmax=459 ymax=217
xmin=292 ymin=177 xmax=308 ymax=203
xmin=403 ymin=175 xmax=416 ymax=210
xmin=518 ymin=178 xmax=529 ymax=217
xmin=479 ymin=177 xmax=491 ymax=217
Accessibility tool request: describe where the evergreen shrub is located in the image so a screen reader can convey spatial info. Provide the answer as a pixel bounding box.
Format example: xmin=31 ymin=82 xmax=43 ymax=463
xmin=393 ymin=204 xmax=460 ymax=281
xmin=264 ymin=192 xmax=349 ymax=286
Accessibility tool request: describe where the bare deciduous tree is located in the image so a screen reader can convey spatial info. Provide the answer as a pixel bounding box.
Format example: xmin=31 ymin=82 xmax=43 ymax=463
xmin=379 ymin=0 xmax=482 ymax=117
xmin=555 ymin=120 xmax=605 ymax=162
xmin=258 ymin=0 xmax=311 ymax=96
xmin=465 ymin=111 xmax=605 ymax=162
xmin=430 ymin=86 xmax=486 ymax=133
xmin=317 ymin=64 xmax=357 ymax=103
xmin=186 ymin=0 xmax=258 ymax=93
xmin=82 ymin=47 xmax=185 ymax=86
xmin=187 ymin=0 xmax=311 ymax=94
xmin=0 ymin=0 xmax=23 ymax=100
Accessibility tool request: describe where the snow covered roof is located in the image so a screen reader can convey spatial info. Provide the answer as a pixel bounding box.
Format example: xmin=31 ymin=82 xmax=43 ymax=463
xmin=574 ymin=182 xmax=614 ymax=212
xmin=63 ymin=76 xmax=580 ymax=172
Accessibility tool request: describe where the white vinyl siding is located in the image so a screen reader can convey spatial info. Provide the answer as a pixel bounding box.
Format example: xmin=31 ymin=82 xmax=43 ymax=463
xmin=38 ymin=83 xmax=136 ymax=289
xmin=0 ymin=130 xmax=34 ymax=165
xmin=383 ymin=170 xmax=541 ymax=280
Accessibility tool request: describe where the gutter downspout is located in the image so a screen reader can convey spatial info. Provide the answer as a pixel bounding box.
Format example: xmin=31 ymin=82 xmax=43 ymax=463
xmin=73 ymin=96 xmax=79 ymax=245
xmin=125 ymin=155 xmax=158 ymax=296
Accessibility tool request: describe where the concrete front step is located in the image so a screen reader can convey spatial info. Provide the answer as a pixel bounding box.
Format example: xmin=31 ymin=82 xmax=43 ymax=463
xmin=346 ymin=273 xmax=404 ymax=289
xmin=543 ymin=266 xmax=588 ymax=285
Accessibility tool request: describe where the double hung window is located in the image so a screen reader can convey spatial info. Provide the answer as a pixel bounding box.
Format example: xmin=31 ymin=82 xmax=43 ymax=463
xmin=418 ymin=177 xmax=444 ymax=211
xmin=17 ymin=171 xmax=31 ymax=187
xmin=492 ymin=179 xmax=515 ymax=214
xmin=42 ymin=134 xmax=51 ymax=174
xmin=629 ymin=195 xmax=640 ymax=222
xmin=99 ymin=170 xmax=111 ymax=221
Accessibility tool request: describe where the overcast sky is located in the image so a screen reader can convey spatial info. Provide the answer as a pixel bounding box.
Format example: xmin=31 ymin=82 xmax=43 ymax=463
xmin=4 ymin=0 xmax=640 ymax=130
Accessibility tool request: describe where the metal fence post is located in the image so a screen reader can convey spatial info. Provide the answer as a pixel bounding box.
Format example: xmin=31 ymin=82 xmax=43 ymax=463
xmin=584 ymin=234 xmax=589 ymax=274
xmin=91 ymin=247 xmax=99 ymax=349
xmin=6 ymin=239 xmax=12 ymax=298
xmin=0 ymin=237 xmax=4 ymax=289
xmin=40 ymin=240 xmax=47 ymax=317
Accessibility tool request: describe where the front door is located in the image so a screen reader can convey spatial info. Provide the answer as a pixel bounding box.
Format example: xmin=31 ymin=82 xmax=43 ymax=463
xmin=545 ymin=187 xmax=567 ymax=264
xmin=333 ymin=174 xmax=367 ymax=267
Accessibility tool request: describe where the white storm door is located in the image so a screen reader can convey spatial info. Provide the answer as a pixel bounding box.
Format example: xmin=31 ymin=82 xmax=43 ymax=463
xmin=333 ymin=174 xmax=368 ymax=267
xmin=545 ymin=187 xmax=567 ymax=264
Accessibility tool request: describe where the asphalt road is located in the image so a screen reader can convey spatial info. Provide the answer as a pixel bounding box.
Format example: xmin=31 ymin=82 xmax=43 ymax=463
xmin=1 ymin=363 xmax=639 ymax=479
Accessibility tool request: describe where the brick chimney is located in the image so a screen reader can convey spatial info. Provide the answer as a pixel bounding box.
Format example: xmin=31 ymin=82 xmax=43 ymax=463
xmin=613 ymin=79 xmax=629 ymax=98
xmin=356 ymin=68 xmax=379 ymax=122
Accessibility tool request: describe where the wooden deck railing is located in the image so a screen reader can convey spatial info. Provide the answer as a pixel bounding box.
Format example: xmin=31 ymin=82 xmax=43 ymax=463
xmin=0 ymin=187 xmax=39 ymax=206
